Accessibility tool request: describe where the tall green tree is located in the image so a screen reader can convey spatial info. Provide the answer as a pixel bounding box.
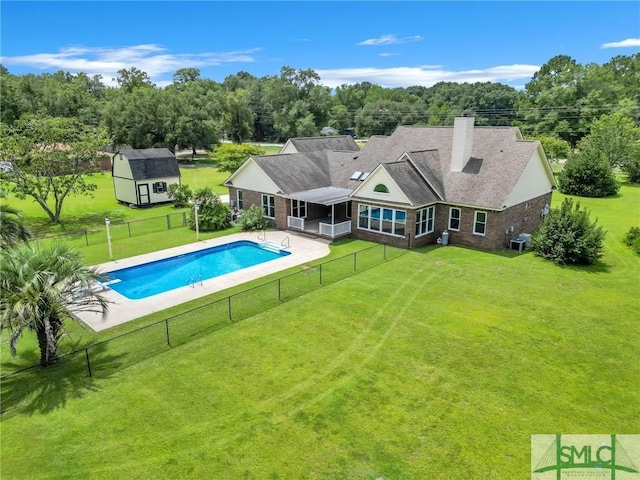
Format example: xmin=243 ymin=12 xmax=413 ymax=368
xmin=264 ymin=67 xmax=332 ymax=140
xmin=222 ymin=89 xmax=254 ymax=143
xmin=0 ymin=244 xmax=109 ymax=366
xmin=518 ymin=55 xmax=585 ymax=144
xmin=163 ymin=78 xmax=223 ymax=154
xmin=113 ymin=67 xmax=155 ymax=92
xmin=577 ymin=112 xmax=640 ymax=171
xmin=0 ymin=116 xmax=109 ymax=223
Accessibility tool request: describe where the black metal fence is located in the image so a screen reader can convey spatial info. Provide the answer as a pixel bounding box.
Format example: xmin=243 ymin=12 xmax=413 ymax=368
xmin=35 ymin=212 xmax=189 ymax=248
xmin=0 ymin=243 xmax=406 ymax=407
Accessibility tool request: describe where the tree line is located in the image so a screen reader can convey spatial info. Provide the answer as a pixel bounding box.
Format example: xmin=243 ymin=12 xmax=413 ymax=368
xmin=1 ymin=53 xmax=638 ymax=150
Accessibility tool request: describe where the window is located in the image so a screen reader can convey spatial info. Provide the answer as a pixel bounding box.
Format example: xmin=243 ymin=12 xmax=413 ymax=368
xmin=374 ymin=184 xmax=389 ymax=193
xmin=448 ymin=207 xmax=461 ymax=231
xmin=291 ymin=199 xmax=306 ymax=218
xmin=152 ymin=182 xmax=167 ymax=194
xmin=358 ymin=203 xmax=406 ymax=236
xmin=236 ymin=190 xmax=243 ymax=210
xmin=262 ymin=194 xmax=275 ymax=218
xmin=416 ymin=206 xmax=435 ymax=236
xmin=474 ymin=211 xmax=487 ymax=236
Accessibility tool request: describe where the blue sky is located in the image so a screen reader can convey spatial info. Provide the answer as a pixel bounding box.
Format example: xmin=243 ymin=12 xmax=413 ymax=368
xmin=1 ymin=1 xmax=639 ymax=89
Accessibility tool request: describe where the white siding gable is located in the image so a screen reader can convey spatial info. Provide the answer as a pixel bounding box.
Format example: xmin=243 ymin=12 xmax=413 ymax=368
xmin=279 ymin=140 xmax=298 ymax=154
xmin=112 ymin=153 xmax=133 ymax=179
xmin=352 ymin=165 xmax=412 ymax=205
xmin=226 ymin=159 xmax=281 ymax=195
xmin=504 ymin=146 xmax=556 ymax=207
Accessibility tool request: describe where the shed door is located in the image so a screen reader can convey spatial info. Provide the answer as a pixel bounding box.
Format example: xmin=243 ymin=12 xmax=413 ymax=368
xmin=138 ymin=184 xmax=150 ymax=205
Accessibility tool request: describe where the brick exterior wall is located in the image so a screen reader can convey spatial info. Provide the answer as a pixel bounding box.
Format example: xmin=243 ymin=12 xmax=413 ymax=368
xmin=230 ymin=187 xmax=553 ymax=251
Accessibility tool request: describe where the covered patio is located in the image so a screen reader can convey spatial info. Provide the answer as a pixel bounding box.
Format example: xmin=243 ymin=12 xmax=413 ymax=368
xmin=285 ymin=187 xmax=353 ymax=238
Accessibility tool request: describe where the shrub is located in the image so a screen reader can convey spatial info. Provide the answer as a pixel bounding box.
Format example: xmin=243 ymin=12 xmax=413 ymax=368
xmin=621 ymin=149 xmax=640 ymax=183
xmin=211 ymin=144 xmax=266 ymax=174
xmin=623 ymin=227 xmax=640 ymax=255
xmin=237 ymin=204 xmax=268 ymax=231
xmin=531 ymin=198 xmax=606 ymax=265
xmin=187 ymin=187 xmax=232 ymax=232
xmin=558 ymin=149 xmax=619 ymax=197
xmin=167 ymin=183 xmax=193 ymax=208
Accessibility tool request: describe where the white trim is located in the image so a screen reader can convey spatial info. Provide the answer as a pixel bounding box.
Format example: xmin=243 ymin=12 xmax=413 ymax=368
xmin=415 ymin=206 xmax=435 ymax=237
xmin=290 ymin=199 xmax=307 ymax=218
xmin=357 ymin=203 xmax=407 ymax=237
xmin=473 ymin=210 xmax=487 ymax=236
xmin=236 ymin=190 xmax=243 ymax=210
xmin=261 ymin=194 xmax=275 ymax=219
xmin=448 ymin=207 xmax=461 ymax=231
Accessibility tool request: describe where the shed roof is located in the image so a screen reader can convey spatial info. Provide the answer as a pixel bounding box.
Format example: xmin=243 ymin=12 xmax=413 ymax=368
xmin=119 ymin=148 xmax=180 ymax=180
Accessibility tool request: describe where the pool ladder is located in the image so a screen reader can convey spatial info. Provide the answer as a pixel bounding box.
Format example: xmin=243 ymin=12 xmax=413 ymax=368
xmin=188 ymin=274 xmax=203 ymax=288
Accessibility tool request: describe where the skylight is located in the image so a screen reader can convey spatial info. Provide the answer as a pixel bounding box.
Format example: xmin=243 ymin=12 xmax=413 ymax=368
xmin=350 ymin=171 xmax=363 ymax=180
xmin=359 ymin=172 xmax=370 ymax=181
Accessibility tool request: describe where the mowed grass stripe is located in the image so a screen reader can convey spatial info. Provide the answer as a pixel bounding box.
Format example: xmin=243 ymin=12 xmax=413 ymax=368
xmin=2 ymin=242 xmax=637 ymax=479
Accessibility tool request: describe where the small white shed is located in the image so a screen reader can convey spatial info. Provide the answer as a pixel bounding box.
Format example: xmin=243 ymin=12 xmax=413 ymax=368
xmin=112 ymin=148 xmax=181 ymax=207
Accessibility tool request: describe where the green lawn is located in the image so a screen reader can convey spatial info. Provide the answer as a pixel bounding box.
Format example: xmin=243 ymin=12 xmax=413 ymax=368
xmin=0 ymin=167 xmax=229 ymax=237
xmin=1 ymin=185 xmax=639 ymax=479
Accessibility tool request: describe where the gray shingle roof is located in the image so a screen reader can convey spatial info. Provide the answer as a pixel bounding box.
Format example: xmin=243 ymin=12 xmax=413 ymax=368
xmin=120 ymin=148 xmax=180 ymax=180
xmin=287 ymin=136 xmax=359 ymax=153
xmin=252 ymin=124 xmax=544 ymax=210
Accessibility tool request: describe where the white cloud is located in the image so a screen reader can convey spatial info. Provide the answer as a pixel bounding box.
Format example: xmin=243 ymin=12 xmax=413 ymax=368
xmin=601 ymin=38 xmax=640 ymax=49
xmin=379 ymin=53 xmax=400 ymax=57
xmin=358 ymin=34 xmax=423 ymax=46
xmin=0 ymin=44 xmax=261 ymax=86
xmin=315 ymin=64 xmax=540 ymax=89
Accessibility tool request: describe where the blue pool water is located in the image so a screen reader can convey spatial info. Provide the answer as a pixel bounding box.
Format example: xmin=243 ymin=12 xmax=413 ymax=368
xmin=104 ymin=240 xmax=290 ymax=300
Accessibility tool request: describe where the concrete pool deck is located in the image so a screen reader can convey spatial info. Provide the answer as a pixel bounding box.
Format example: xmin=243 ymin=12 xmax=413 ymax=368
xmin=77 ymin=231 xmax=331 ymax=332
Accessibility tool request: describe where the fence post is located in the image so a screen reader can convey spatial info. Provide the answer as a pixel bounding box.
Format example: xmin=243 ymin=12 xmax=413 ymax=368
xmin=127 ymin=222 xmax=132 ymax=237
xmin=167 ymin=215 xmax=171 ymax=230
xmin=85 ymin=347 xmax=92 ymax=377
xmin=85 ymin=229 xmax=89 ymax=246
xmin=319 ymin=264 xmax=323 ymax=285
xmin=278 ymin=278 xmax=281 ymax=301
xmin=183 ymin=212 xmax=187 ymax=226
xmin=384 ymin=243 xmax=387 ymax=260
xmin=228 ymin=296 xmax=232 ymax=321
xmin=165 ymin=319 xmax=171 ymax=345
xmin=353 ymin=251 xmax=357 ymax=271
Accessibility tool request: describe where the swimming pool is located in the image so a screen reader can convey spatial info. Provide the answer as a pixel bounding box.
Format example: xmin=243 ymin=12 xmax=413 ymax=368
xmin=104 ymin=240 xmax=290 ymax=300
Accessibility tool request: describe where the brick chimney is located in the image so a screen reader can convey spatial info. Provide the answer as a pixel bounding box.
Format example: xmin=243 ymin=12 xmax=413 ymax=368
xmin=451 ymin=116 xmax=475 ymax=172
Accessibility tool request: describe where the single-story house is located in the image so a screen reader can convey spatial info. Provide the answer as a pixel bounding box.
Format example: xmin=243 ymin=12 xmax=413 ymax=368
xmin=224 ymin=117 xmax=557 ymax=250
xmin=112 ymin=148 xmax=181 ymax=207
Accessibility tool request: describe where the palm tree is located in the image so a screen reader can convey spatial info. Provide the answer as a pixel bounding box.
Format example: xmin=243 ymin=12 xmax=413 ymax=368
xmin=0 ymin=244 xmax=109 ymax=366
xmin=0 ymin=204 xmax=31 ymax=250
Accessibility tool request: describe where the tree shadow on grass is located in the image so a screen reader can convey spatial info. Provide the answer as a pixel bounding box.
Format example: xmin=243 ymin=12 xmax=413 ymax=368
xmin=0 ymin=342 xmax=128 ymax=419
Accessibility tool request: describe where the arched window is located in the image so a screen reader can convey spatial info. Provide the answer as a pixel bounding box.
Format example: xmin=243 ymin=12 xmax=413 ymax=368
xmin=374 ymin=184 xmax=389 ymax=193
